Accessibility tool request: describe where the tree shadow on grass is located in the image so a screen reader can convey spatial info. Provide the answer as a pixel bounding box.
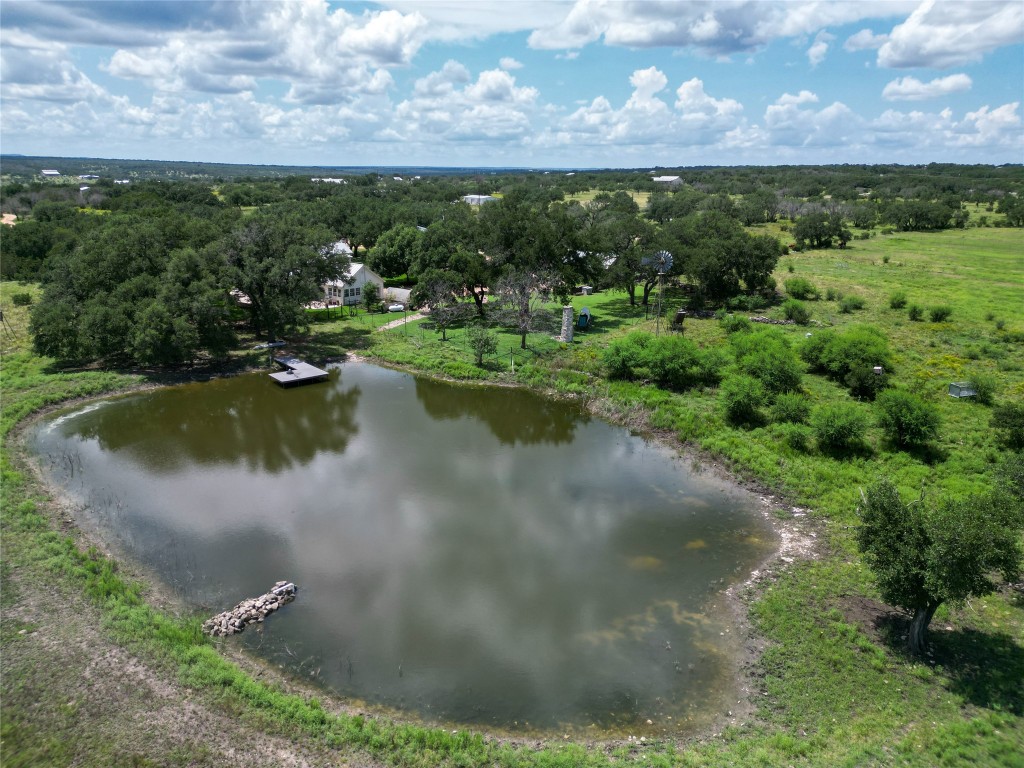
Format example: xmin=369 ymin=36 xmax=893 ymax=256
xmin=872 ymin=609 xmax=1024 ymax=716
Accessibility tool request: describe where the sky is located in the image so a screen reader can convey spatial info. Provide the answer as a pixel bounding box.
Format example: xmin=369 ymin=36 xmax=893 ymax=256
xmin=1 ymin=0 xmax=1022 ymax=169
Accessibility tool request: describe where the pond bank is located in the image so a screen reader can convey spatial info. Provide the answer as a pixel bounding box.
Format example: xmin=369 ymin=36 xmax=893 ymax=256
xmin=12 ymin=354 xmax=819 ymax=753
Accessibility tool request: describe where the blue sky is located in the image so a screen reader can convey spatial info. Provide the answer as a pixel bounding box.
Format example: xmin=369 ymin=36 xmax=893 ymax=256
xmin=1 ymin=0 xmax=1021 ymax=168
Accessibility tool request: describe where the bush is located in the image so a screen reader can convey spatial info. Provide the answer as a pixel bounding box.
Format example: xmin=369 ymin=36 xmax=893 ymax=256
xmin=969 ymin=371 xmax=998 ymax=406
xmin=991 ymin=403 xmax=1024 ymax=451
xmin=825 ymin=288 xmax=842 ymax=301
xmin=839 ymin=295 xmax=866 ymax=313
xmin=732 ymin=328 xmax=803 ymax=394
xmin=776 ymin=422 xmax=812 ymax=452
xmin=720 ymin=375 xmax=765 ymax=426
xmin=908 ymin=304 xmax=924 ymax=321
xmin=771 ymin=392 xmax=811 ymax=424
xmin=11 ymin=292 xmax=32 ymax=306
xmin=782 ymin=299 xmax=811 ymax=325
xmin=603 ymin=332 xmax=723 ymax=391
xmin=811 ymin=403 xmax=869 ymax=455
xmin=876 ymin=390 xmax=941 ymax=449
xmin=784 ymin=277 xmax=819 ymax=300
xmin=929 ymin=305 xmax=953 ymax=322
xmin=603 ymin=331 xmax=651 ymax=380
xmin=801 ymin=325 xmax=892 ymax=399
xmin=889 ymin=292 xmax=907 ymax=310
xmin=720 ymin=314 xmax=751 ymax=334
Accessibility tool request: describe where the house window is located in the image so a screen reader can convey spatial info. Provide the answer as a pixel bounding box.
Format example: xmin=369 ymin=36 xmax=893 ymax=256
xmin=355 ymin=287 xmax=361 ymax=296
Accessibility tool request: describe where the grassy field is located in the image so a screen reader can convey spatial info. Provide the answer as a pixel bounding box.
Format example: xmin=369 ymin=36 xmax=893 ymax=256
xmin=1 ymin=224 xmax=1022 ymax=766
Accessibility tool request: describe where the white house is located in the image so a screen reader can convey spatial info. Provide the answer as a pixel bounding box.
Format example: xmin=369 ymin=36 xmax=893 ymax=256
xmin=40 ymin=169 xmax=61 ymax=177
xmin=324 ymin=262 xmax=385 ymax=306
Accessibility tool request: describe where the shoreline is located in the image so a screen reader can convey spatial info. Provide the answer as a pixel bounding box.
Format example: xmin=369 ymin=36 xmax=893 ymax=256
xmin=10 ymin=352 xmax=823 ymax=750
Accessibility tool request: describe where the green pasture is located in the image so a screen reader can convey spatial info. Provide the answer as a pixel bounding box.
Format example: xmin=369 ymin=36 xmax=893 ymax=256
xmin=2 ymin=223 xmax=1022 ymax=766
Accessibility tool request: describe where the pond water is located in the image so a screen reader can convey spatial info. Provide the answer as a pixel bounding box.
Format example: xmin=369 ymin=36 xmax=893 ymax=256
xmin=31 ymin=362 xmax=776 ymax=737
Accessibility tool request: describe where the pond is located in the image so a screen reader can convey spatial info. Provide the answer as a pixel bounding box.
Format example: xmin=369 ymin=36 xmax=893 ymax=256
xmin=31 ymin=362 xmax=777 ymax=737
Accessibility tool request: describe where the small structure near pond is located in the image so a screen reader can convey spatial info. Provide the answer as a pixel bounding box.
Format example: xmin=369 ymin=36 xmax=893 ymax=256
xmin=203 ymin=581 xmax=298 ymax=637
xmin=269 ymin=356 xmax=328 ymax=387
xmin=949 ymin=381 xmax=977 ymax=398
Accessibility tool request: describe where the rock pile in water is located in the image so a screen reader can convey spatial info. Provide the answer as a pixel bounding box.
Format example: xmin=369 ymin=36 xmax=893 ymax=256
xmin=202 ymin=581 xmax=298 ymax=637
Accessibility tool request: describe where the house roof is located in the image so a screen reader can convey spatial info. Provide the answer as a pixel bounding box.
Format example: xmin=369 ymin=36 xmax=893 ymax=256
xmin=652 ymin=175 xmax=681 ymax=183
xmin=328 ymin=239 xmax=353 ymax=255
xmin=324 ymin=262 xmax=383 ymax=287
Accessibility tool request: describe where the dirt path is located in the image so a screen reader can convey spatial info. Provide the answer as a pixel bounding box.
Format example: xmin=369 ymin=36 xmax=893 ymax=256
xmin=376 ymin=311 xmax=426 ymax=331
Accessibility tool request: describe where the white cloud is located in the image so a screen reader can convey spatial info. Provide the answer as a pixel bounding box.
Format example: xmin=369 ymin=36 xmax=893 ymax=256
xmin=870 ymin=102 xmax=1021 ymax=151
xmin=0 ymin=31 xmax=111 ymax=104
xmin=878 ymin=0 xmax=1024 ymax=68
xmin=807 ymin=31 xmax=834 ymax=68
xmin=500 ymin=57 xmax=524 ymax=70
xmin=527 ymin=0 xmax=914 ymax=55
xmin=882 ymin=74 xmax=972 ymax=101
xmin=844 ymin=28 xmax=888 ymax=52
xmin=765 ymin=93 xmax=858 ymax=147
xmin=776 ymin=91 xmax=819 ymax=107
xmin=557 ymin=70 xmax=745 ymax=147
xmin=395 ymin=62 xmax=539 ymax=144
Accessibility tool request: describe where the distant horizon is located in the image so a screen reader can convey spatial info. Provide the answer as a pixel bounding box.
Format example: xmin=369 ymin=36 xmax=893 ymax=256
xmin=4 ymin=153 xmax=1022 ymax=178
xmin=1 ymin=2 xmax=1021 ymax=168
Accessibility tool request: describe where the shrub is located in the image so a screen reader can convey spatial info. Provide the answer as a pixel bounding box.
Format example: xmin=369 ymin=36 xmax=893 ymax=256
xmin=782 ymin=299 xmax=811 ymax=325
xmin=784 ymin=277 xmax=819 ymax=300
xmin=825 ymin=288 xmax=842 ymax=301
xmin=876 ymin=390 xmax=941 ymax=449
xmin=811 ymin=403 xmax=869 ymax=455
xmin=991 ymin=403 xmax=1024 ymax=451
xmin=720 ymin=374 xmax=765 ymax=426
xmin=720 ymin=314 xmax=752 ymax=334
xmin=839 ymin=295 xmax=866 ymax=313
xmin=771 ymin=392 xmax=811 ymax=424
xmin=908 ymin=304 xmax=924 ymax=321
xmin=11 ymin=292 xmax=32 ymax=306
xmin=776 ymin=422 xmax=812 ymax=452
xmin=732 ymin=328 xmax=803 ymax=394
xmin=801 ymin=325 xmax=892 ymax=399
xmin=970 ymin=371 xmax=998 ymax=406
xmin=929 ymin=305 xmax=953 ymax=322
xmin=603 ymin=332 xmax=723 ymax=391
xmin=889 ymin=292 xmax=908 ymax=310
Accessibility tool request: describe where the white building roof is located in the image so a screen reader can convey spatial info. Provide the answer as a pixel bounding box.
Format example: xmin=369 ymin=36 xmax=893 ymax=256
xmin=652 ymin=175 xmax=681 ymax=183
xmin=461 ymin=194 xmax=497 ymax=205
xmin=329 ymin=239 xmax=353 ymax=256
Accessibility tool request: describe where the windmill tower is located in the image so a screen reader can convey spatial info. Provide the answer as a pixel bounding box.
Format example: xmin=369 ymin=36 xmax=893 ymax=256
xmin=641 ymin=250 xmax=673 ymax=335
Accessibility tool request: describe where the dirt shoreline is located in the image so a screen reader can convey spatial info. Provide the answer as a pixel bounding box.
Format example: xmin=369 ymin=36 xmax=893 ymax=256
xmin=8 ymin=352 xmax=822 ymax=756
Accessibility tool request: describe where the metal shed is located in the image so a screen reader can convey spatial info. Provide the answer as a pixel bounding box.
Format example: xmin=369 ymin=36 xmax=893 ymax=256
xmin=948 ymin=381 xmax=977 ymax=398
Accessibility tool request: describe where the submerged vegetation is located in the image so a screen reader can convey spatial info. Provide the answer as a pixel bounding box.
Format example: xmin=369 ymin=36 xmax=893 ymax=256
xmin=2 ymin=161 xmax=1023 ymax=766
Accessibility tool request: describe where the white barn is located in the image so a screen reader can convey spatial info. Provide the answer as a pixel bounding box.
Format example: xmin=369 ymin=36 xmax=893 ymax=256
xmin=324 ymin=263 xmax=385 ymax=306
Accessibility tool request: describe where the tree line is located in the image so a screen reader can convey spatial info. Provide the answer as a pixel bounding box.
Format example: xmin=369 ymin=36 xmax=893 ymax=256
xmin=2 ymin=165 xmax=1021 ymax=365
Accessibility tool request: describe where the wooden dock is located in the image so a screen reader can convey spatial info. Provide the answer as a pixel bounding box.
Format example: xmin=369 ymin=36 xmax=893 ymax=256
xmin=269 ymin=356 xmax=329 ymax=387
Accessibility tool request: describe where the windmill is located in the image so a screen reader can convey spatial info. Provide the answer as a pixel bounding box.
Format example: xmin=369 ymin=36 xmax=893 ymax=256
xmin=641 ymin=250 xmax=673 ymax=335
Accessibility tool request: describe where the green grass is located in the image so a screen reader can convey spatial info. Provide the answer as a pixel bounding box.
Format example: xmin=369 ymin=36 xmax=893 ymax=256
xmin=2 ymin=224 xmax=1023 ymax=768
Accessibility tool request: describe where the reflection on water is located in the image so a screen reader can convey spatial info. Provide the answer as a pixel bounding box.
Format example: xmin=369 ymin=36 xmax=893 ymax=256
xmin=414 ymin=376 xmax=584 ymax=446
xmin=32 ymin=362 xmax=776 ymax=736
xmin=60 ymin=370 xmax=360 ymax=474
